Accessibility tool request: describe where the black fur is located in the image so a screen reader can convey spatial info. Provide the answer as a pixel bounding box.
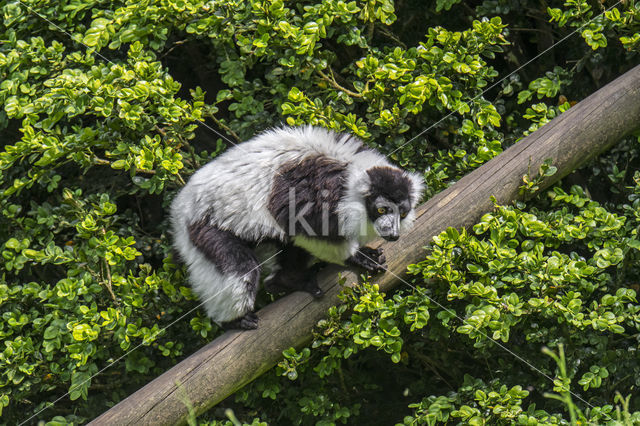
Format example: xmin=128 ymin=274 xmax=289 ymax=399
xmin=187 ymin=218 xmax=260 ymax=298
xmin=365 ymin=167 xmax=413 ymax=220
xmin=346 ymin=247 xmax=386 ymax=274
xmin=366 ymin=166 xmax=413 ymax=203
xmin=268 ymin=155 xmax=347 ymax=240
xmin=264 ymin=244 xmax=324 ymax=298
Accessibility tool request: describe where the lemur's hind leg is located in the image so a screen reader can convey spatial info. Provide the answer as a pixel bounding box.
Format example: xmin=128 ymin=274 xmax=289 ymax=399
xmin=264 ymin=244 xmax=324 ymax=298
xmin=188 ymin=219 xmax=261 ymax=330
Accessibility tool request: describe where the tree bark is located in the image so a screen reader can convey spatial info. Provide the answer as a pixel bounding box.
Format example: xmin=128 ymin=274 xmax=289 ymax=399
xmin=90 ymin=64 xmax=640 ymax=425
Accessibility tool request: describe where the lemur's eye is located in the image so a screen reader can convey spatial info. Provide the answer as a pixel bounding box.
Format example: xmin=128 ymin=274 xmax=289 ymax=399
xmin=377 ymin=207 xmax=387 ymax=215
xmin=400 ymin=212 xmax=408 ymax=218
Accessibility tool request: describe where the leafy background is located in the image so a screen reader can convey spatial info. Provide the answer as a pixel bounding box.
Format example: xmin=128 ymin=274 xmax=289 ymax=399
xmin=1 ymin=0 xmax=640 ymax=424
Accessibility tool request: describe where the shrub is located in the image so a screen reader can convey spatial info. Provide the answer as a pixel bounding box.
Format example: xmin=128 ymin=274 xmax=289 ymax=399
xmin=1 ymin=0 xmax=640 ymax=424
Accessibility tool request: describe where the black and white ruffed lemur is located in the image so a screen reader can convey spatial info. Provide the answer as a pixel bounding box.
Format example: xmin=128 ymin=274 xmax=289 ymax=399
xmin=170 ymin=126 xmax=424 ymax=329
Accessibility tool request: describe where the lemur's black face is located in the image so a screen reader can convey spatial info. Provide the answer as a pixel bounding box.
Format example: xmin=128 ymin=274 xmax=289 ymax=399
xmin=365 ymin=166 xmax=414 ymax=241
xmin=365 ymin=196 xmax=411 ymax=241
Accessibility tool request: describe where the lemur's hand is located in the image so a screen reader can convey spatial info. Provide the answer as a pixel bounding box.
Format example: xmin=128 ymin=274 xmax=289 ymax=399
xmin=221 ymin=312 xmax=259 ymax=331
xmin=346 ymin=247 xmax=386 ymax=274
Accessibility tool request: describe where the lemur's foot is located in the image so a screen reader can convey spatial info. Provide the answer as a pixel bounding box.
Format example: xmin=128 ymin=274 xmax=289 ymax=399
xmin=303 ymin=276 xmax=324 ymax=299
xmin=265 ymin=277 xmax=324 ymax=298
xmin=306 ymin=286 xmax=324 ymax=298
xmin=264 ymin=261 xmax=326 ymax=298
xmin=222 ymin=312 xmax=259 ymax=330
xmin=304 ymin=262 xmax=325 ymax=298
xmin=346 ymin=247 xmax=386 ymax=274
xmin=263 ymin=279 xmax=286 ymax=295
xmin=309 ymin=261 xmax=328 ymax=273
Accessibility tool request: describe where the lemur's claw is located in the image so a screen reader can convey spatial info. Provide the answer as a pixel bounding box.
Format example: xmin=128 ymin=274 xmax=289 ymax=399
xmin=222 ymin=312 xmax=259 ymax=330
xmin=347 ymin=247 xmax=387 ymax=274
xmin=308 ymin=286 xmax=324 ymax=298
xmin=239 ymin=312 xmax=259 ymax=330
xmin=303 ymin=274 xmax=324 ymax=298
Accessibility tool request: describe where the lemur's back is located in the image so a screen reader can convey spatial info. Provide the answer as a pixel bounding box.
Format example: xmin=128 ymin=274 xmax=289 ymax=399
xmin=171 ymin=126 xmax=387 ymax=243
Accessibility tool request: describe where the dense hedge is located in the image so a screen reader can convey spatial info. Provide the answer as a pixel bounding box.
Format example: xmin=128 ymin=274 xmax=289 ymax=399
xmin=1 ymin=0 xmax=640 ymax=424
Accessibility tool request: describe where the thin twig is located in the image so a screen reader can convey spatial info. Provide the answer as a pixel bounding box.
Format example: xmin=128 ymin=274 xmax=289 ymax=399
xmin=94 ymin=157 xmax=157 ymax=175
xmin=316 ymin=69 xmax=364 ymax=98
xmin=377 ymin=24 xmax=407 ymax=49
xmin=176 ymin=173 xmax=186 ymax=186
xmin=159 ymin=39 xmax=188 ymax=60
xmin=154 ymin=125 xmax=167 ymax=138
xmin=188 ymin=144 xmax=200 ymax=169
xmin=366 ymin=21 xmax=375 ymax=42
xmin=207 ymin=113 xmax=241 ymax=143
xmin=99 ymin=234 xmax=118 ymax=303
xmin=411 ymin=351 xmax=455 ymax=390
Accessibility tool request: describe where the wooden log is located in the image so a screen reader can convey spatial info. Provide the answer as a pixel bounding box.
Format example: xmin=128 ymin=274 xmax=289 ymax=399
xmin=90 ymin=64 xmax=640 ymax=425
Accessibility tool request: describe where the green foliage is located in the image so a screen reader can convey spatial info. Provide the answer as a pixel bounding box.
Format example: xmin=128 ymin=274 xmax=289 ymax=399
xmin=547 ymin=0 xmax=640 ymax=52
xmin=520 ymin=159 xmax=559 ymax=196
xmin=1 ymin=0 xmax=640 ymax=424
xmin=517 ymin=67 xmax=572 ymax=104
xmin=402 ymin=377 xmax=540 ymax=425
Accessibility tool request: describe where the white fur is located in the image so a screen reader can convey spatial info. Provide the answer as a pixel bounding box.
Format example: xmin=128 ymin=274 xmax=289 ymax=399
xmin=169 ymin=208 xmax=254 ymax=322
xmin=170 ymin=125 xmax=425 ymax=323
xmin=188 ymin=252 xmax=255 ymax=323
xmin=405 ymin=171 xmax=425 ymax=207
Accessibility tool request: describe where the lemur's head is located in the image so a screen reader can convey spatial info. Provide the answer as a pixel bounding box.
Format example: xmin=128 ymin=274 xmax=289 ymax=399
xmin=364 ymin=166 xmax=424 ymax=241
